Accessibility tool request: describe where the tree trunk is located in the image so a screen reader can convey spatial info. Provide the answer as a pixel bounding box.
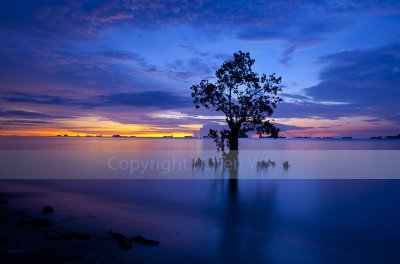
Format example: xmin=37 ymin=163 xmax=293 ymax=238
xmin=228 ymin=129 xmax=239 ymax=151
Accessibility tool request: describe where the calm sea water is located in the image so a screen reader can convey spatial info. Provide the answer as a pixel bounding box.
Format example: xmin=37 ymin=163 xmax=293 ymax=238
xmin=1 ymin=137 xmax=399 ymax=179
xmin=1 ymin=137 xmax=400 ymax=263
xmin=1 ymin=136 xmax=400 ymax=150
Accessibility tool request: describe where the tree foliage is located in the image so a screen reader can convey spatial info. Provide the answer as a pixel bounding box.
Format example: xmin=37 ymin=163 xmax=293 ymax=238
xmin=190 ymin=51 xmax=282 ymax=152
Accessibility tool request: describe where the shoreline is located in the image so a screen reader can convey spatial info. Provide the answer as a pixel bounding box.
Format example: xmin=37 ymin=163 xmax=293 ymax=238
xmin=0 ymin=192 xmax=160 ymax=263
xmin=2 ymin=179 xmax=400 ymax=263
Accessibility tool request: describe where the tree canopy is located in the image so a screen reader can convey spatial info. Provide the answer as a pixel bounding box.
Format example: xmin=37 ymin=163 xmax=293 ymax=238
xmin=190 ymin=51 xmax=282 ymax=152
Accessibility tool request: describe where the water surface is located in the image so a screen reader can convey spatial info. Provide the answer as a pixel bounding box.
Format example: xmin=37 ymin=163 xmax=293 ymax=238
xmin=1 ymin=137 xmax=400 ymax=263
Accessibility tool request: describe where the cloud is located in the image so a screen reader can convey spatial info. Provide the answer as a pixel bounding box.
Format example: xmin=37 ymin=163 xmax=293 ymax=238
xmin=2 ymin=92 xmax=77 ymax=105
xmin=305 ymin=44 xmax=400 ymax=120
xmin=0 ymin=40 xmax=160 ymax=91
xmin=166 ymin=57 xmax=215 ymax=81
xmin=275 ymin=123 xmax=312 ymax=131
xmin=0 ymin=108 xmax=73 ymax=129
xmin=0 ymin=120 xmax=54 ymax=126
xmin=148 ymin=110 xmax=225 ymax=121
xmin=280 ymin=93 xmax=311 ymax=101
xmin=197 ymin=122 xmax=311 ymax=137
xmin=269 ymin=44 xmax=400 ymax=126
xmin=386 ymin=114 xmax=400 ymax=122
xmin=0 ymin=40 xmax=217 ymax=94
xmin=0 ymin=109 xmax=73 ymax=119
xmin=237 ymin=19 xmax=348 ymax=64
xmin=2 ymin=1 xmax=398 ymax=64
xmin=2 ymin=91 xmax=192 ymax=109
xmin=274 ymin=101 xmax=353 ymax=119
xmin=98 ymin=91 xmax=192 ymax=108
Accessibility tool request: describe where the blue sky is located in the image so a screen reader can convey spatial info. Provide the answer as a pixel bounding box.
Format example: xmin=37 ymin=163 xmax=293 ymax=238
xmin=0 ymin=0 xmax=399 ymax=137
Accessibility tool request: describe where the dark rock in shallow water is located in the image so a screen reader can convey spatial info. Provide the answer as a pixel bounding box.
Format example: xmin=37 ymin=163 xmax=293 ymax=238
xmin=59 ymin=231 xmax=92 ymax=240
xmin=283 ymin=161 xmax=290 ymax=170
xmin=110 ymin=231 xmax=127 ymax=241
xmin=130 ymin=235 xmax=160 ymax=246
xmin=0 ymin=235 xmax=9 ymax=245
xmin=0 ymin=214 xmax=10 ymax=224
xmin=110 ymin=232 xmax=133 ymax=250
xmin=0 ymin=199 xmax=9 ymax=205
xmin=15 ymin=218 xmax=54 ymax=229
xmin=43 ymin=206 xmax=54 ymax=214
xmin=118 ymin=240 xmax=132 ymax=250
xmin=68 ymin=252 xmax=82 ymax=261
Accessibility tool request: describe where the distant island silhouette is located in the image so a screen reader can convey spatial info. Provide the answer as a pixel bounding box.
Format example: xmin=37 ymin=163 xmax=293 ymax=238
xmin=49 ymin=134 xmax=400 ymax=139
xmin=370 ymin=133 xmax=400 ymax=139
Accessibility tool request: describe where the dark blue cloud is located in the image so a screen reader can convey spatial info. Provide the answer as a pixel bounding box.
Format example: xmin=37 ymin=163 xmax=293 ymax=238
xmin=274 ymin=45 xmax=400 ymax=120
xmin=2 ymin=91 xmax=192 ymax=109
xmin=2 ymin=92 xmax=78 ymax=105
xmin=2 ymin=1 xmax=398 ymax=36
xmin=166 ymin=57 xmax=216 ymax=81
xmin=274 ymin=101 xmax=355 ymax=119
xmin=237 ymin=18 xmax=350 ymax=64
xmin=0 ymin=39 xmax=217 ymax=93
xmin=365 ymin=118 xmax=383 ymax=123
xmin=1 ymin=1 xmax=398 ymax=63
xmin=0 ymin=109 xmax=73 ymax=129
xmin=305 ymin=44 xmax=400 ymax=120
xmin=0 ymin=109 xmax=73 ymax=119
xmin=386 ymin=114 xmax=400 ymax=122
xmin=0 ymin=120 xmax=54 ymax=126
xmin=0 ymin=42 xmax=160 ymax=91
xmin=275 ymin=123 xmax=312 ymax=131
xmin=99 ymin=91 xmax=192 ymax=108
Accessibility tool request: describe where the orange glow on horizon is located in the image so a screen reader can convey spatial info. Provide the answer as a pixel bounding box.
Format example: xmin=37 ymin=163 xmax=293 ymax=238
xmin=0 ymin=130 xmax=194 ymax=138
xmin=1 ymin=115 xmax=398 ymax=138
xmin=0 ymin=116 xmax=195 ymax=137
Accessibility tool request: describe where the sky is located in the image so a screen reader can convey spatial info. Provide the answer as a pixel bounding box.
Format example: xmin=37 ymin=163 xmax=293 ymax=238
xmin=0 ymin=0 xmax=399 ymax=137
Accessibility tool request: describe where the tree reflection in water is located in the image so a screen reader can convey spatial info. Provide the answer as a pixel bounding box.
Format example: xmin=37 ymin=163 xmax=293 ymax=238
xmin=217 ymin=151 xmax=277 ymax=263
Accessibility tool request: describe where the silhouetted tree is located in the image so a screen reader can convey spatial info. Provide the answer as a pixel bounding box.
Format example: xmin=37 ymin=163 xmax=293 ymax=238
xmin=191 ymin=51 xmax=282 ymax=152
